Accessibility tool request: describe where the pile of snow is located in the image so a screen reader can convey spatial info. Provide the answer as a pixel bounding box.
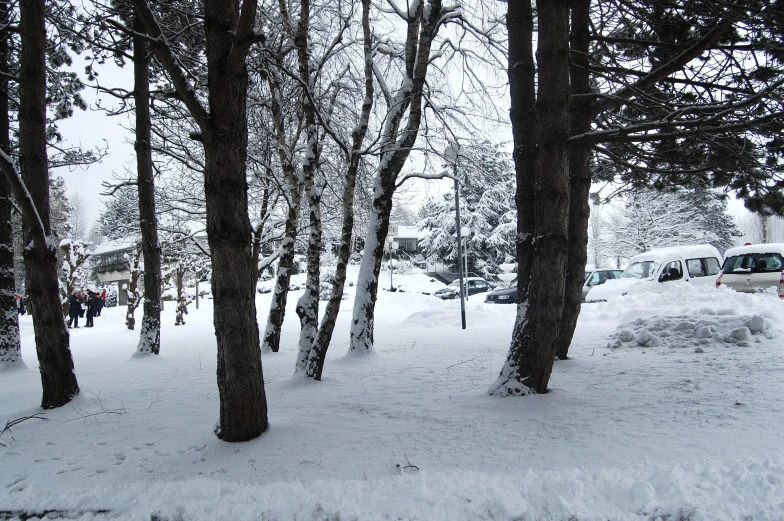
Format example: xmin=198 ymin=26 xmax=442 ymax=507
xmin=586 ymin=284 xmax=784 ymax=350
xmin=610 ymin=313 xmax=774 ymax=349
xmin=381 ymin=272 xmax=446 ymax=294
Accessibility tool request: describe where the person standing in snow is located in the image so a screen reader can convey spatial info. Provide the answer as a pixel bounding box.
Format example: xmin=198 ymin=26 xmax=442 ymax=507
xmin=68 ymin=290 xmax=82 ymax=328
xmin=85 ymin=290 xmax=99 ymax=328
xmin=17 ymin=295 xmax=25 ymax=315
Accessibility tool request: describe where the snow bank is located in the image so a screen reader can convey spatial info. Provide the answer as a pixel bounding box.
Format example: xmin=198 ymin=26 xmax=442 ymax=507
xmin=586 ymin=284 xmax=784 ymax=350
xmin=382 ymin=273 xmax=445 ymax=294
xmin=3 ymin=458 xmax=782 ymax=521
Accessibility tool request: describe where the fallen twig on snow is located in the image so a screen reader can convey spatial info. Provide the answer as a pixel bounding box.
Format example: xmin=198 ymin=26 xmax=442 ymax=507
xmin=61 ymin=391 xmax=127 ymax=424
xmin=0 ymin=413 xmax=48 ymax=445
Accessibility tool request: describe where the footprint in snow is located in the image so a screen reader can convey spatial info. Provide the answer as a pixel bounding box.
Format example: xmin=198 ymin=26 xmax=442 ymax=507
xmin=96 ymin=441 xmax=108 ymax=446
xmin=45 ymin=441 xmax=55 ymax=446
xmin=5 ymin=476 xmax=26 ymax=488
xmin=95 ymin=468 xmax=108 ymax=474
xmin=144 ymin=442 xmax=155 ymax=447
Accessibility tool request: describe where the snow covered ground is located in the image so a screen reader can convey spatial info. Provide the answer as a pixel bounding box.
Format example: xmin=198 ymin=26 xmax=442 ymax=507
xmin=1 ymin=278 xmax=783 ymax=520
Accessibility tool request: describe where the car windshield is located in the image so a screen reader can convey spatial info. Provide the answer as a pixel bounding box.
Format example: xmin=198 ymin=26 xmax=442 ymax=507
xmin=621 ymin=261 xmax=658 ymax=279
xmin=584 ymin=271 xmax=591 ymax=282
xmin=448 ymin=280 xmax=462 ymax=287
xmin=723 ymin=253 xmax=784 ymax=274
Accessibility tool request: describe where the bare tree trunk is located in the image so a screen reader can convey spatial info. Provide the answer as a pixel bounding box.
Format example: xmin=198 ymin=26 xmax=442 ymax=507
xmin=251 ymin=185 xmax=271 ymax=284
xmin=261 ymin=70 xmax=302 ymax=354
xmin=0 ymin=0 xmax=22 ymax=369
xmin=174 ymin=266 xmax=185 ymax=326
xmin=295 ymin=180 xmax=322 ymax=373
xmin=136 ymin=0 xmax=269 ymax=441
xmin=125 ymin=247 xmax=142 ymax=330
xmin=202 ymin=0 xmax=267 ymax=441
xmin=298 ymin=0 xmax=373 ymax=379
xmin=262 ymin=188 xmax=300 ymax=353
xmin=348 ymin=192 xmax=394 ymax=352
xmin=490 ymin=0 xmax=570 ymax=396
xmin=555 ymin=0 xmax=591 ymax=361
xmin=17 ymin=0 xmax=78 ymax=405
xmin=133 ymin=16 xmax=162 ymax=355
xmin=348 ymin=0 xmax=442 ymax=353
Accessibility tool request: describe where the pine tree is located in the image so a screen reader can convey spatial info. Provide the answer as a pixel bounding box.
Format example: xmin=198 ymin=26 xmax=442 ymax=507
xmin=98 ymin=185 xmax=141 ymax=241
xmin=419 ymin=141 xmax=516 ymax=277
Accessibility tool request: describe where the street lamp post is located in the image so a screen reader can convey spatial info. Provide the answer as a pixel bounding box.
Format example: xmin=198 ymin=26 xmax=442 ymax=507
xmin=461 ymin=226 xmax=470 ymax=300
xmin=447 ymin=143 xmax=466 ymax=330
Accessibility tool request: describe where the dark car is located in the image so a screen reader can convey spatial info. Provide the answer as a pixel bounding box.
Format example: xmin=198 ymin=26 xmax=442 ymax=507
xmin=484 ymin=283 xmax=518 ymax=304
xmin=434 ymin=277 xmax=494 ymax=300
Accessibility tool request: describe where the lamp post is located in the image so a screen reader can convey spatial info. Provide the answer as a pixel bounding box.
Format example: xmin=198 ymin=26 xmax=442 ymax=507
xmin=461 ymin=226 xmax=470 ymax=300
xmin=446 ymin=143 xmax=466 ymax=330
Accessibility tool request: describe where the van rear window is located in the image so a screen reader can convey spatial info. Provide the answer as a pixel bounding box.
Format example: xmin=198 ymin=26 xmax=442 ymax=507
xmin=722 ymin=253 xmax=784 ymax=274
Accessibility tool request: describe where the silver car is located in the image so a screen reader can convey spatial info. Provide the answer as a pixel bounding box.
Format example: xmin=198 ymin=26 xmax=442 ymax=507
xmin=582 ymin=268 xmax=623 ymax=301
xmin=717 ymin=244 xmax=784 ymax=298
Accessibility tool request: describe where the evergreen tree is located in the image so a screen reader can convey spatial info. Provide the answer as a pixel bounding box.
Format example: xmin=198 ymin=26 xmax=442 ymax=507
xmin=418 ymin=141 xmax=516 ymax=277
xmin=98 ymin=185 xmax=140 ymax=241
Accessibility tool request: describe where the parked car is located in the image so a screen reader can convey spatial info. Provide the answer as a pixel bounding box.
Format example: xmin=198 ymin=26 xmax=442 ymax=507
xmin=585 ymin=244 xmax=723 ymax=302
xmin=434 ymin=277 xmax=494 ymax=300
xmin=582 ymin=268 xmax=624 ymax=301
xmin=485 ymin=279 xmax=518 ymax=304
xmin=716 ymin=243 xmax=784 ymax=298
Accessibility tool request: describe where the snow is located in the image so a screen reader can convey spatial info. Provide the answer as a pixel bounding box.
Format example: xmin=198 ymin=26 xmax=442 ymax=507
xmin=89 ymin=239 xmax=137 ymax=256
xmin=2 ymin=275 xmax=783 ymax=520
xmin=628 ymin=243 xmax=722 ymax=265
xmin=724 ymin=242 xmax=784 ymax=258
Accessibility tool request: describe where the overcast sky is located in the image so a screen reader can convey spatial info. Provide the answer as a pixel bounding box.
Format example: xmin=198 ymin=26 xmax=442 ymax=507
xmin=53 ymin=59 xmax=135 ymax=227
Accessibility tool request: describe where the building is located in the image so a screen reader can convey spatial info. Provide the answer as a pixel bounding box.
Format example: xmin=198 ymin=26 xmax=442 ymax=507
xmin=90 ymin=240 xmax=136 ymax=305
xmin=390 ymin=225 xmax=425 ymax=255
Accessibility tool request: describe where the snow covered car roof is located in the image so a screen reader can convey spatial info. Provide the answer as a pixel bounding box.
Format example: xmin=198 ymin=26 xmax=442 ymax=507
xmin=628 ymin=244 xmax=721 ymax=264
xmin=723 ymin=243 xmax=784 ymax=258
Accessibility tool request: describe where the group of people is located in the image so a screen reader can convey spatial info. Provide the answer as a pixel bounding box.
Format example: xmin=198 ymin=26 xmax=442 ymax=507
xmin=67 ymin=288 xmax=106 ymax=329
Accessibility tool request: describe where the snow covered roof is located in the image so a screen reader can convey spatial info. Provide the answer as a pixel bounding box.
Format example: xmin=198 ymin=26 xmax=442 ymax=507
xmin=90 ymin=239 xmax=137 ymax=256
xmin=394 ymin=225 xmax=426 ymax=240
xmin=629 ymin=244 xmax=722 ymax=264
xmin=724 ymin=243 xmax=784 ymax=258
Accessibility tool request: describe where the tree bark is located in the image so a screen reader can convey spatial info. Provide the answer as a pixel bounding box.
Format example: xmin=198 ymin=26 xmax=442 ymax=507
xmin=202 ymin=0 xmax=268 ymax=441
xmin=136 ymin=0 xmax=270 ymax=441
xmin=555 ymin=0 xmax=592 ymax=361
xmin=125 ymin=247 xmax=142 ymax=330
xmin=17 ymin=0 xmax=79 ymax=406
xmin=133 ymin=15 xmax=162 ymax=356
xmin=303 ymin=0 xmax=374 ymax=380
xmin=490 ymin=0 xmax=570 ymax=396
xmin=261 ymin=71 xmax=301 ymax=354
xmin=261 ymin=187 xmax=300 ymax=353
xmin=174 ymin=265 xmax=185 ymax=326
xmin=348 ymin=0 xmax=442 ymax=353
xmin=0 ymin=0 xmax=22 ymax=369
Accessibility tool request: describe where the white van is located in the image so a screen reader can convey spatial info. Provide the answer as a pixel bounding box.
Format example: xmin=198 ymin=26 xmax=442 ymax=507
xmin=585 ymin=244 xmax=723 ymax=302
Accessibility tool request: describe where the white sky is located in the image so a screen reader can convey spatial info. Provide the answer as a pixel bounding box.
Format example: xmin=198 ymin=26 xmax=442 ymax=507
xmin=53 ymin=59 xmax=135 ymax=227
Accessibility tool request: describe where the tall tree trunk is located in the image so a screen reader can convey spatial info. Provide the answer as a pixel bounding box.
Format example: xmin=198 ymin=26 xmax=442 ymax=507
xmin=262 ymin=187 xmax=300 ymax=353
xmin=174 ymin=265 xmax=185 ymax=326
xmin=293 ymin=0 xmax=325 ymax=374
xmin=202 ymin=0 xmax=267 ymax=441
xmin=348 ymin=191 xmax=394 ymax=352
xmin=133 ymin=16 xmax=162 ymax=356
xmin=348 ymin=0 xmax=442 ymax=353
xmin=18 ymin=0 xmax=79 ymax=405
xmin=490 ymin=0 xmax=570 ymax=396
xmin=555 ymin=0 xmax=592 ymax=361
xmin=0 ymin=0 xmax=22 ymax=369
xmin=294 ymin=180 xmax=322 ymax=373
xmin=135 ymin=0 xmax=268 ymax=441
xmin=299 ymin=0 xmax=374 ymax=379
